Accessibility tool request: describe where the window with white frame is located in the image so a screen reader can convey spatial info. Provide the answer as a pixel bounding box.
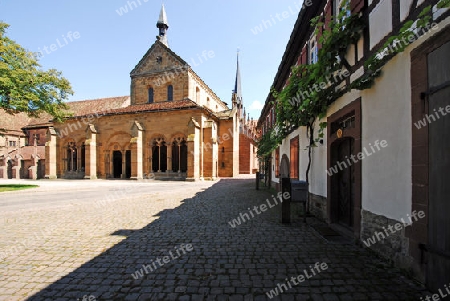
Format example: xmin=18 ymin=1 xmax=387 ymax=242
xmin=334 ymin=0 xmax=351 ymax=23
xmin=309 ymin=35 xmax=318 ymax=64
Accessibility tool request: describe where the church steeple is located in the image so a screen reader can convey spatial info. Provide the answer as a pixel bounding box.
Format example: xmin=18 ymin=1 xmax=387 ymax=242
xmin=156 ymin=4 xmax=169 ymax=47
xmin=233 ymin=51 xmax=243 ymax=106
xmin=233 ymin=50 xmax=243 ymax=117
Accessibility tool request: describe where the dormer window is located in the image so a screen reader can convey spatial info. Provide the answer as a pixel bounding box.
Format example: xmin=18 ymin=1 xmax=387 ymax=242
xmin=167 ymin=85 xmax=173 ymax=101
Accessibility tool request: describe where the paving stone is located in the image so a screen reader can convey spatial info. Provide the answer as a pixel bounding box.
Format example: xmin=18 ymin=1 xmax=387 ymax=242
xmin=0 ymin=177 xmax=430 ymax=300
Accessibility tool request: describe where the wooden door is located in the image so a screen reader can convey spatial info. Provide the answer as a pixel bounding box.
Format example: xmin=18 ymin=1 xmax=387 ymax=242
xmin=427 ymin=40 xmax=450 ymax=291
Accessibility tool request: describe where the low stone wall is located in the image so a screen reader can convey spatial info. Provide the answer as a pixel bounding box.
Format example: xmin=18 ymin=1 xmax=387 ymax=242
xmin=361 ymin=210 xmax=414 ymax=270
xmin=309 ymin=193 xmax=327 ymax=221
xmin=63 ymin=170 xmax=86 ymax=179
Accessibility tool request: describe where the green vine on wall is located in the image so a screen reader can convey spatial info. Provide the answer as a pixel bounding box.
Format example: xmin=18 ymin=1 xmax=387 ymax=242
xmin=257 ymin=0 xmax=449 ymax=159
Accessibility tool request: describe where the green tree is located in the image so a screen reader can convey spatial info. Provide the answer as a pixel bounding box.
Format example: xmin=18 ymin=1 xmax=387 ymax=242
xmin=0 ymin=22 xmax=72 ymax=120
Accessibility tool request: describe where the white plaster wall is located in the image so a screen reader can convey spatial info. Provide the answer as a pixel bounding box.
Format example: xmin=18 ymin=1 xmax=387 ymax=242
xmin=360 ymin=52 xmax=412 ymax=221
xmin=400 ymin=0 xmax=414 ymax=22
xmin=303 ymin=124 xmax=327 ymax=197
xmin=369 ymin=0 xmax=393 ymax=49
xmin=361 ymin=15 xmax=450 ymax=221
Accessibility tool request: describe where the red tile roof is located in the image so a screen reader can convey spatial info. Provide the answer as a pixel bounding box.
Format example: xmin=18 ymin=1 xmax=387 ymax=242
xmin=81 ymin=99 xmax=201 ymax=117
xmin=66 ymin=96 xmax=130 ymax=117
xmin=0 ymin=110 xmax=51 ymax=132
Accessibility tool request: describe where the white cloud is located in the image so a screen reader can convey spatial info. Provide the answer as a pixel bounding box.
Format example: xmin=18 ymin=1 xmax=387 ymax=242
xmin=249 ymin=100 xmax=264 ymax=110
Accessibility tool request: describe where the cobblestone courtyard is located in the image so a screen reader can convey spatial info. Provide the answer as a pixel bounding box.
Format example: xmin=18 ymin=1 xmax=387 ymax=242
xmin=0 ymin=177 xmax=430 ymax=300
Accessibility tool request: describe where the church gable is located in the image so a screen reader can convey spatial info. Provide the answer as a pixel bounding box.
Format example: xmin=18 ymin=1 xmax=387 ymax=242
xmin=130 ymin=41 xmax=188 ymax=78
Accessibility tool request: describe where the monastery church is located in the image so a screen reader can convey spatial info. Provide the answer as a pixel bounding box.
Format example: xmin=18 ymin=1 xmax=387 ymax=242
xmin=0 ymin=5 xmax=258 ymax=181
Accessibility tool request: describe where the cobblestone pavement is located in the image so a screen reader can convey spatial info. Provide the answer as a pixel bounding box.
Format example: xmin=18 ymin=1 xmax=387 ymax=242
xmin=0 ymin=177 xmax=430 ymax=300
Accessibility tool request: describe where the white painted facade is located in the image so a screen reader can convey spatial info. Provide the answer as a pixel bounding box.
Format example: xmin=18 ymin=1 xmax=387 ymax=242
xmin=267 ymin=0 xmax=449 ymax=224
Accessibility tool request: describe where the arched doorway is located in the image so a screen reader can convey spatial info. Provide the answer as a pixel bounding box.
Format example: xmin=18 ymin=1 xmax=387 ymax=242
xmin=7 ymin=160 xmax=13 ymax=179
xmin=330 ymin=138 xmax=355 ymax=228
xmin=113 ymin=151 xmax=122 ymax=178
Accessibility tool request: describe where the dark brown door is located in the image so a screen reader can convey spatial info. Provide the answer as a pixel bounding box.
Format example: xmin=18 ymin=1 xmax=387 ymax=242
xmin=427 ymin=40 xmax=450 ymax=291
xmin=331 ymin=138 xmax=354 ymax=228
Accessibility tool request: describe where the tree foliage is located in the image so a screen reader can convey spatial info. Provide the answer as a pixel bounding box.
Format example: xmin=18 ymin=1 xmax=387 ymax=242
xmin=0 ymin=22 xmax=72 ymax=120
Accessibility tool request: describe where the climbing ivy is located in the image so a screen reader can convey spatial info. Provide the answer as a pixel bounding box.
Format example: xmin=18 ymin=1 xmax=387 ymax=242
xmin=257 ymin=0 xmax=449 ymax=159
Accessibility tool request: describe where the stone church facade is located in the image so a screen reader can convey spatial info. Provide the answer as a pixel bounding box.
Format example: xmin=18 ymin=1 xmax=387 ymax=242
xmin=42 ymin=5 xmax=258 ymax=181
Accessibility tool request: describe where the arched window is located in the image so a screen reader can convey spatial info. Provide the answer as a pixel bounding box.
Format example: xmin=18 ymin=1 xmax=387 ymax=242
xmin=167 ymin=85 xmax=173 ymax=101
xmin=172 ymin=138 xmax=187 ymax=173
xmin=148 ymin=88 xmax=154 ymax=103
xmin=206 ymin=97 xmax=210 ymax=107
xmin=152 ymin=138 xmax=167 ymax=172
xmin=66 ymin=142 xmax=77 ymax=171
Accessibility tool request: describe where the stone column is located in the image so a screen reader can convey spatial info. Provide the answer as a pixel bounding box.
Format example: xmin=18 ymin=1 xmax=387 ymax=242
xmin=130 ymin=121 xmax=144 ymax=180
xmin=121 ymin=151 xmax=126 ymax=179
xmin=84 ymin=124 xmax=98 ymax=180
xmin=187 ymin=117 xmax=200 ymax=181
xmin=167 ymin=143 xmax=172 ymax=173
xmin=45 ymin=127 xmax=58 ymax=179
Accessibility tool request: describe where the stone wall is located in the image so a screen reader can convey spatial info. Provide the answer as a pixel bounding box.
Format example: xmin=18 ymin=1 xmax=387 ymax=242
xmin=217 ymin=119 xmax=235 ymax=178
xmin=361 ymin=210 xmax=414 ymax=270
xmin=309 ymin=193 xmax=327 ymax=221
xmin=239 ymin=134 xmax=251 ymax=174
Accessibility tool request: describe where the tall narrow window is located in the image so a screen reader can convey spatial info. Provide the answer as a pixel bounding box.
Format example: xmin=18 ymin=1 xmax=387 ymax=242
xmin=275 ymin=148 xmax=280 ymax=178
xmin=167 ymin=85 xmax=173 ymax=101
xmin=196 ymin=87 xmax=200 ymax=103
xmin=67 ymin=142 xmax=77 ymax=172
xmin=148 ymin=88 xmax=154 ymax=103
xmin=309 ymin=35 xmax=318 ymax=64
xmin=334 ymin=0 xmax=351 ymax=24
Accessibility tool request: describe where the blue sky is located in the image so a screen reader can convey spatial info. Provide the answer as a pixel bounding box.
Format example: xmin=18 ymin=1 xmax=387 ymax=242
xmin=1 ymin=0 xmax=302 ymax=119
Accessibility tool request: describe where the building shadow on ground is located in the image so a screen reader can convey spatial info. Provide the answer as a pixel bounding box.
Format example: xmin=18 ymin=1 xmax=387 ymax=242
xmin=26 ymin=178 xmax=428 ymax=301
xmin=25 ymin=179 xmax=276 ymax=300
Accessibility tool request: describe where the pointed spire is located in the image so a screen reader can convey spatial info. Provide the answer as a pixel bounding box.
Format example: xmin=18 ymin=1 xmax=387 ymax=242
xmin=156 ymin=4 xmax=169 ymax=47
xmin=157 ymin=4 xmax=169 ymax=26
xmin=233 ymin=49 xmax=242 ymax=105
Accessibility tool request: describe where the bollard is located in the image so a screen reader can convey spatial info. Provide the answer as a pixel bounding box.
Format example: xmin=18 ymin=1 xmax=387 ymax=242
xmin=256 ymin=172 xmax=260 ymax=190
xmin=281 ymin=177 xmax=291 ymax=223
